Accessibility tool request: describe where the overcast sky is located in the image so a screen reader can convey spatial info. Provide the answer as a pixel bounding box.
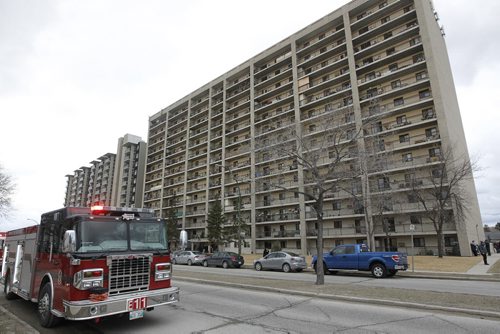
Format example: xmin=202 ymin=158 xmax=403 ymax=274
xmin=1 ymin=0 xmax=499 ymax=230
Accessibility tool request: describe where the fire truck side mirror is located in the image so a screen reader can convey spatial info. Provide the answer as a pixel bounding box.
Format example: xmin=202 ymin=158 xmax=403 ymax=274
xmin=62 ymin=230 xmax=77 ymax=253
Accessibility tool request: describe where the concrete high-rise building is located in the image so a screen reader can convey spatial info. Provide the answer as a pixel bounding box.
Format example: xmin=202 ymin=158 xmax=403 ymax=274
xmin=111 ymin=134 xmax=147 ymax=208
xmin=65 ymin=167 xmax=91 ymax=207
xmin=87 ymin=153 xmax=116 ymax=207
xmin=144 ymin=0 xmax=482 ymax=256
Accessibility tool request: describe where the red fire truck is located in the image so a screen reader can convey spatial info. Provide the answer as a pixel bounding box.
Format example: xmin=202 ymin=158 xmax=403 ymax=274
xmin=0 ymin=206 xmax=179 ymax=327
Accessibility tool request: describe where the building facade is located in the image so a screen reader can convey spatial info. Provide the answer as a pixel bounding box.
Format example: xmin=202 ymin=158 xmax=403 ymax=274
xmin=144 ymin=0 xmax=482 ymax=256
xmin=111 ymin=134 xmax=147 ymax=208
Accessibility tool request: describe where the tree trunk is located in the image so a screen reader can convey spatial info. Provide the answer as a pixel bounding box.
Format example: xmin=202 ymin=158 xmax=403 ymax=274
xmin=437 ymin=225 xmax=445 ymax=258
xmin=315 ymin=215 xmax=325 ymax=285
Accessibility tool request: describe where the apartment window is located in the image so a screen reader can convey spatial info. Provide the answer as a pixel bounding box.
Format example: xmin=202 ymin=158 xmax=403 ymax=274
xmin=280 ymin=241 xmax=286 ymax=249
xmin=391 ymin=80 xmax=401 ymax=89
xmin=333 ymin=201 xmax=341 ymax=210
xmin=432 ymin=168 xmax=444 ymax=178
xmin=426 ymin=127 xmax=438 ymax=139
xmin=408 ymin=193 xmax=417 ymax=203
xmin=396 ymin=115 xmax=407 ymax=124
xmin=413 ymin=54 xmax=425 ymax=63
xmin=378 ymin=177 xmax=390 ymax=190
xmin=422 ymin=108 xmax=434 ymax=120
xmin=377 ymin=139 xmax=385 ymax=151
xmin=393 ymin=97 xmax=404 ymax=106
xmin=355 ymin=219 xmax=362 ymax=233
xmin=320 ymin=47 xmax=327 ymax=53
xmin=367 ymin=87 xmax=378 ymax=98
xmin=309 ymin=124 xmax=316 ymax=132
xmin=318 ymin=33 xmax=325 ymax=40
xmin=399 ymin=134 xmax=410 ymax=143
xmin=373 ymin=121 xmax=383 ymax=133
xmin=402 ymin=153 xmax=413 ymax=162
xmin=383 ymin=218 xmax=395 ymax=232
xmin=419 ymin=89 xmax=431 ymax=99
xmin=379 ymin=1 xmax=387 ymax=8
xmin=416 ymin=71 xmax=428 ymax=81
xmin=365 ymin=72 xmax=376 ymax=81
xmin=346 ymin=129 xmax=354 ymax=140
xmin=405 ymin=173 xmax=415 ymax=183
xmin=279 ymin=193 xmax=285 ymax=200
xmin=294 ymin=192 xmax=299 ymax=199
xmin=381 ymin=16 xmax=390 ymax=24
xmin=384 ymin=31 xmax=393 ymax=40
xmin=360 ymin=41 xmax=371 ymax=50
xmin=369 ymin=105 xmax=380 ymax=115
xmin=414 ymin=237 xmax=425 ymax=247
xmin=389 ymin=63 xmax=398 ymax=72
xmin=429 ymin=147 xmax=441 ymax=157
xmin=363 ymin=56 xmax=373 ymax=65
xmin=359 ymin=26 xmax=369 ymax=35
xmin=334 ymin=220 xmax=342 ymax=229
xmin=410 ymin=215 xmax=421 ymax=225
xmin=386 ymin=47 xmax=395 ymax=56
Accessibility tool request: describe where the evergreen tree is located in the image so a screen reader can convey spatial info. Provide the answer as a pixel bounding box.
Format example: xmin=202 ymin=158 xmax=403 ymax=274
xmin=207 ymin=200 xmax=225 ymax=251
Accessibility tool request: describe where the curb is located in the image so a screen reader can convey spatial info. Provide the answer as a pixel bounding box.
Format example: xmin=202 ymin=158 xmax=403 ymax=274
xmin=175 ymin=276 xmax=500 ymax=320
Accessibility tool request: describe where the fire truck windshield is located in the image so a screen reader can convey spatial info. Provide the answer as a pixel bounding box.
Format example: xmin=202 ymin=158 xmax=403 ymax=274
xmin=76 ymin=219 xmax=168 ymax=253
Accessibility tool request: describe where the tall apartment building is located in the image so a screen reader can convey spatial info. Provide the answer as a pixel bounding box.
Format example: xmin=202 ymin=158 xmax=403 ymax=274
xmin=111 ymin=134 xmax=147 ymax=208
xmin=145 ymin=0 xmax=482 ymax=256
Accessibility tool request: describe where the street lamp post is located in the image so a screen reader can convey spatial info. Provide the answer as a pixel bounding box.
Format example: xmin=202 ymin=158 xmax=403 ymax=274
xmin=409 ymin=224 xmax=415 ymax=272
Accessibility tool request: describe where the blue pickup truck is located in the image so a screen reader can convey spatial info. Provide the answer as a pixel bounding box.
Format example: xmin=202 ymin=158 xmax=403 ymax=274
xmin=312 ymin=244 xmax=408 ymax=278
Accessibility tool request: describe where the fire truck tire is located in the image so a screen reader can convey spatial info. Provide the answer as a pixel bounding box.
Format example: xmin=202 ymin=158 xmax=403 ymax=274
xmin=4 ymin=274 xmax=17 ymax=300
xmin=38 ymin=283 xmax=61 ymax=328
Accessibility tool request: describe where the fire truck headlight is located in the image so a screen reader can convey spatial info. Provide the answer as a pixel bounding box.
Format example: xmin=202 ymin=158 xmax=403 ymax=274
xmin=154 ymin=263 xmax=171 ymax=281
xmin=74 ymin=269 xmax=104 ymax=290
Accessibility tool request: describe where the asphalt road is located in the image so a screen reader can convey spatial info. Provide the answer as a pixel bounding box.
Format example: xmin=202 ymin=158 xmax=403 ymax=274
xmin=173 ymin=265 xmax=500 ymax=297
xmin=6 ymin=280 xmax=498 ymax=334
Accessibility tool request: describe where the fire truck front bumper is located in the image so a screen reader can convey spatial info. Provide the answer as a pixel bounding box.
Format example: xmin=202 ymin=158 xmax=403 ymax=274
xmin=62 ymin=286 xmax=180 ymax=321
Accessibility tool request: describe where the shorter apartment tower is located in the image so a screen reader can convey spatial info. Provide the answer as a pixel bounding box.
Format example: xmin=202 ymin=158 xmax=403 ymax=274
xmin=111 ymin=134 xmax=147 ymax=208
xmin=144 ymin=0 xmax=482 ymax=256
xmin=65 ymin=167 xmax=91 ymax=207
xmin=87 ymin=153 xmax=116 ymax=207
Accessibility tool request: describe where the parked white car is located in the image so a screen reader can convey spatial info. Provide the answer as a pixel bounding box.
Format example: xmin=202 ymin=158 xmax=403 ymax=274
xmin=172 ymin=251 xmax=207 ymax=265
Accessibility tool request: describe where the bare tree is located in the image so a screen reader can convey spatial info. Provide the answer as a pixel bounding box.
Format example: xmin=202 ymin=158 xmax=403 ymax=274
xmin=0 ymin=164 xmax=15 ymax=218
xmin=258 ymin=109 xmax=359 ymax=285
xmin=409 ymin=146 xmax=477 ymax=257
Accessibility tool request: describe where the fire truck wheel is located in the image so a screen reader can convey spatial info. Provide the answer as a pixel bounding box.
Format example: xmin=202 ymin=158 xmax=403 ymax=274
xmin=4 ymin=274 xmax=17 ymax=300
xmin=38 ymin=283 xmax=61 ymax=328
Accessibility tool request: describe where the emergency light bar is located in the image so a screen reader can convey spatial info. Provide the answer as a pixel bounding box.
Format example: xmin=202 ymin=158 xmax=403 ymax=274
xmin=90 ymin=206 xmax=156 ymax=218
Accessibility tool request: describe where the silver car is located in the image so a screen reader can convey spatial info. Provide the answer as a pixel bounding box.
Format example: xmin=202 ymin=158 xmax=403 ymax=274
xmin=173 ymin=251 xmax=207 ymax=266
xmin=254 ymin=251 xmax=307 ymax=272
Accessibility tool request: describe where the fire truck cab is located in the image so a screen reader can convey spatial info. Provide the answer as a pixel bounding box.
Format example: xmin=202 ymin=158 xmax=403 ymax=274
xmin=1 ymin=206 xmax=179 ymax=327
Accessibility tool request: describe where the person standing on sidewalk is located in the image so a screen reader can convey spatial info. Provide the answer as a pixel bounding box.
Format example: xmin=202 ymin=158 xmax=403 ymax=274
xmin=478 ymin=241 xmax=489 ymax=265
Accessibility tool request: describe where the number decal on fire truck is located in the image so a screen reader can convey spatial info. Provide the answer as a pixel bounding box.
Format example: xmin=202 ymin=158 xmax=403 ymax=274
xmin=127 ymin=297 xmax=147 ymax=311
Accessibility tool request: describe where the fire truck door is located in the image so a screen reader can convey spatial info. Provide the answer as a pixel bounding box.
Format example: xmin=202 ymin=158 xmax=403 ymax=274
xmin=18 ymin=236 xmax=37 ymax=295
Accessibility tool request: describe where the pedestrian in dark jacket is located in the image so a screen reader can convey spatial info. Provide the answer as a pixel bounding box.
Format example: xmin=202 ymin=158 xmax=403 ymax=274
xmin=478 ymin=241 xmax=489 ymax=265
xmin=470 ymin=241 xmax=478 ymax=256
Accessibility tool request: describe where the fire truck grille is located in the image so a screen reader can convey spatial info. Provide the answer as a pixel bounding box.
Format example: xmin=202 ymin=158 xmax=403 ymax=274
xmin=108 ymin=255 xmax=150 ymax=295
